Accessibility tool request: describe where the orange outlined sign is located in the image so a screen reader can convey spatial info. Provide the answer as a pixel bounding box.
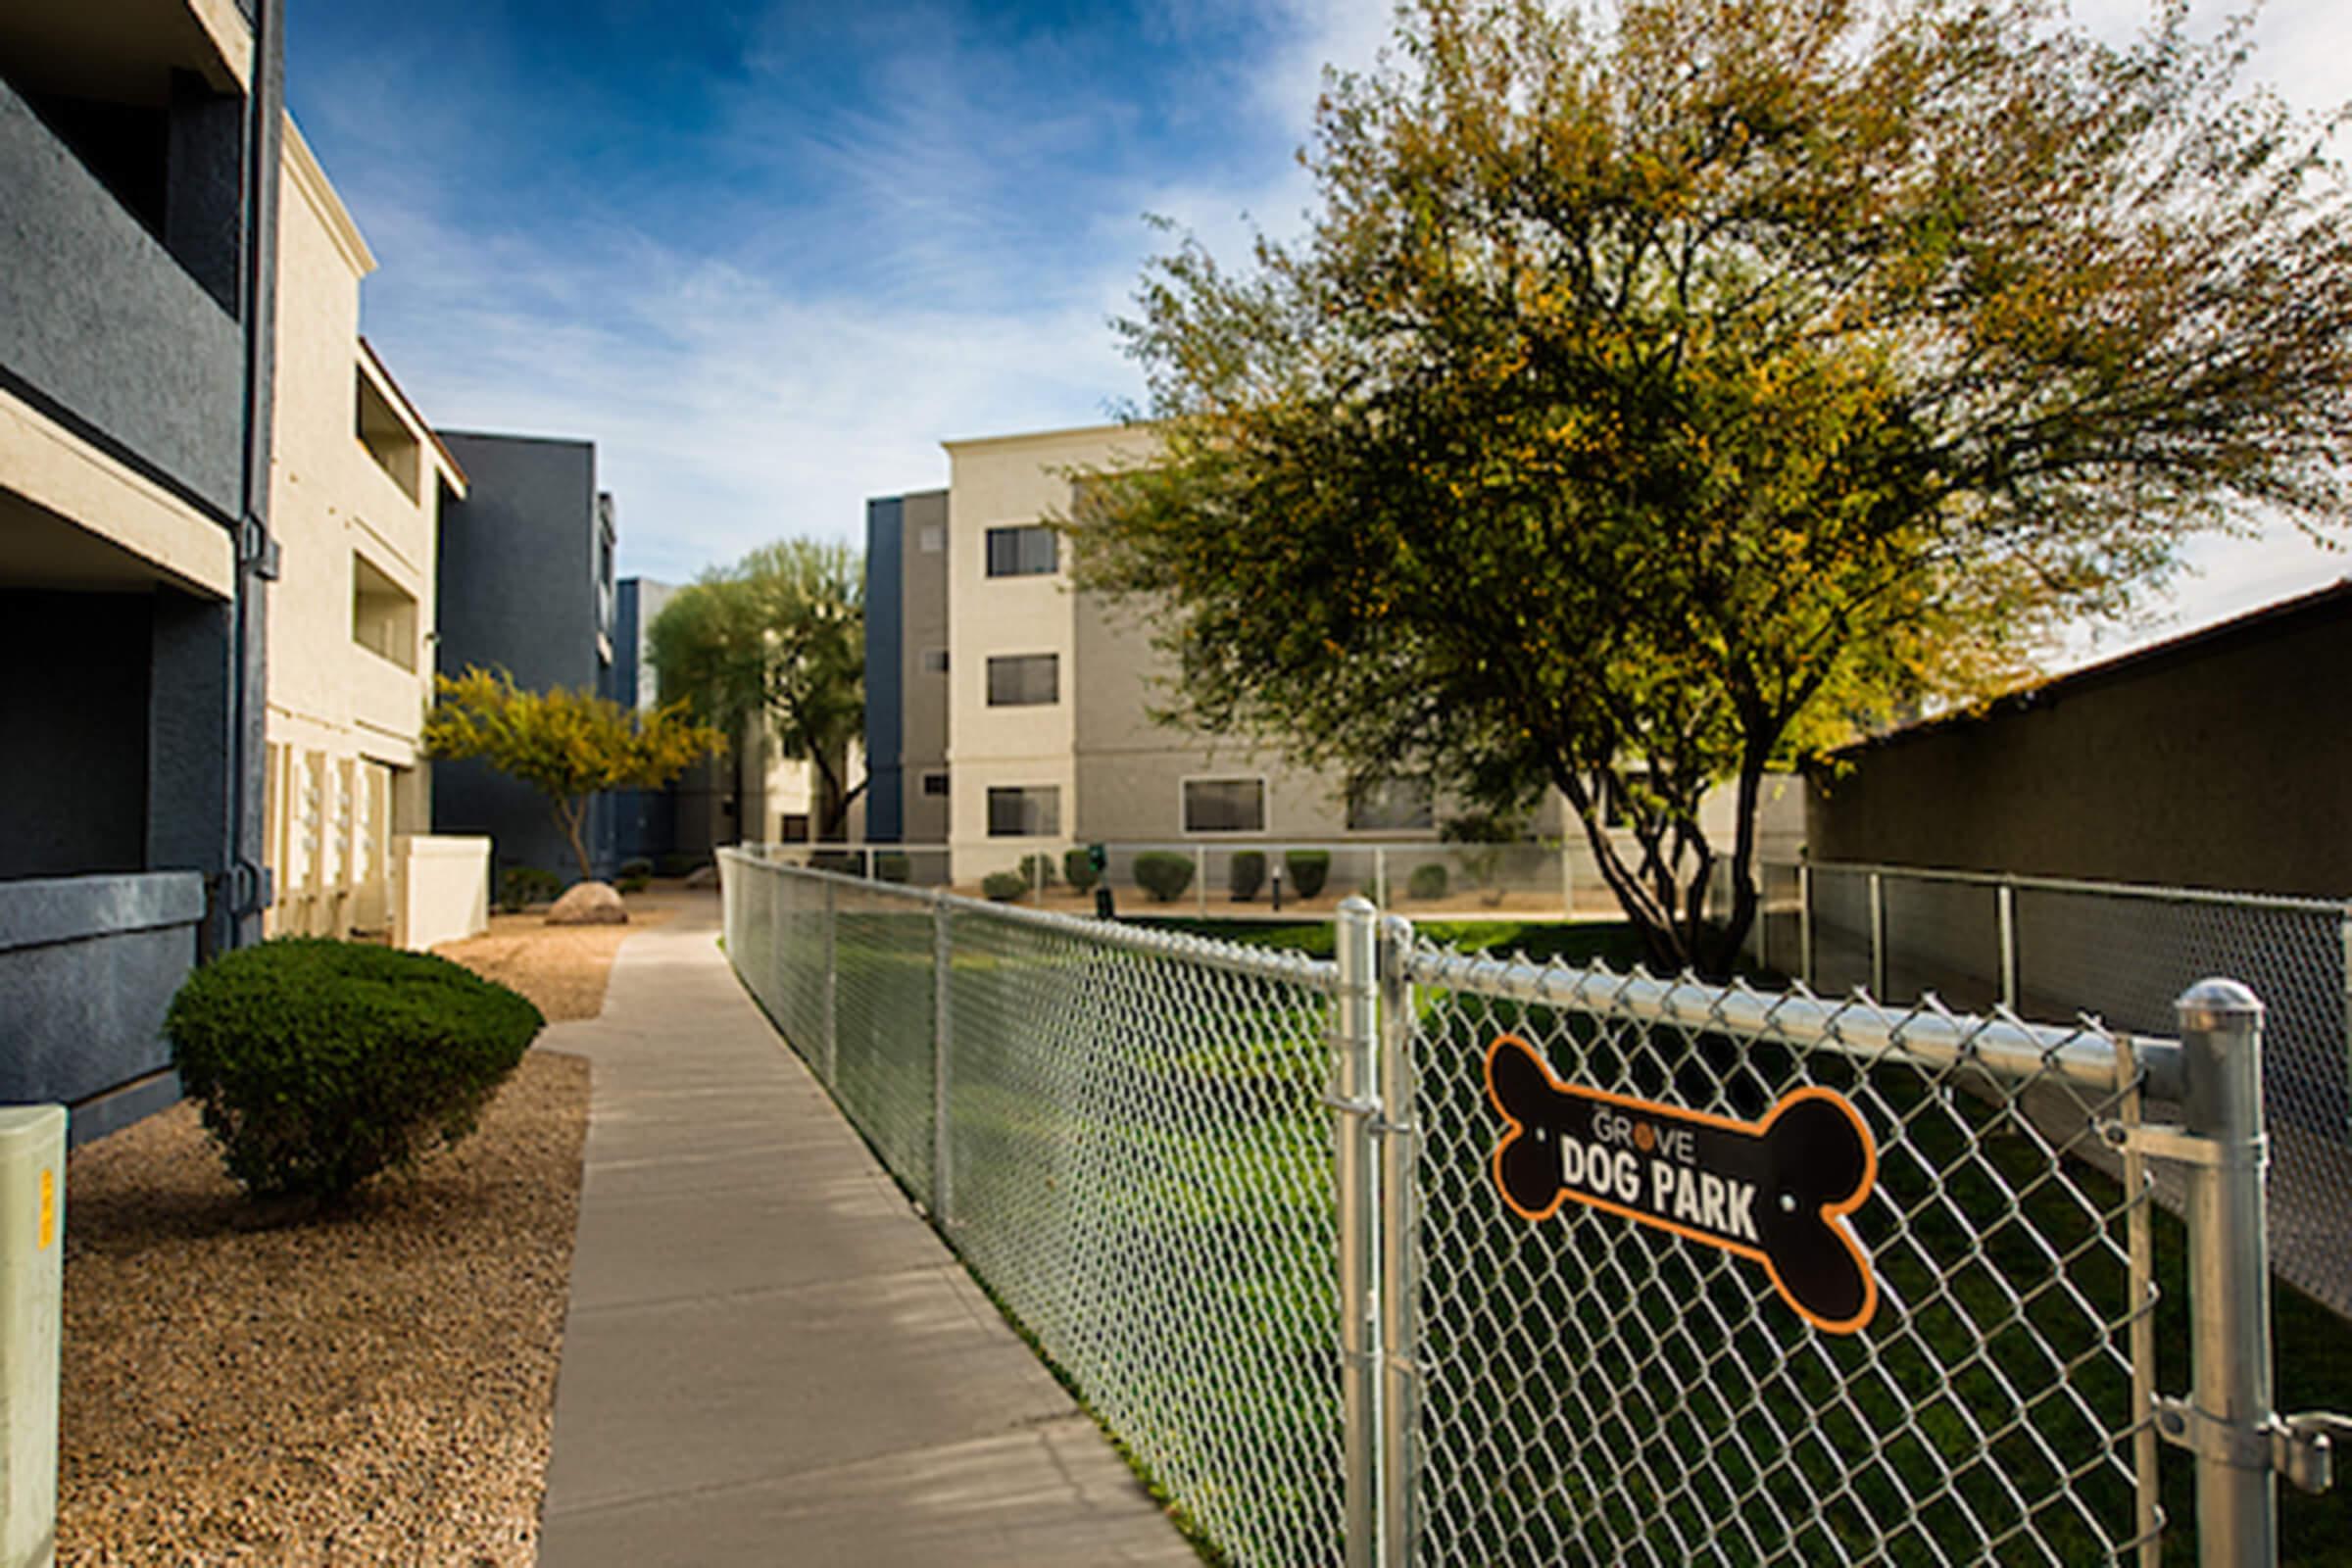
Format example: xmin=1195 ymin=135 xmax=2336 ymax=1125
xmin=1486 ymin=1035 xmax=1880 ymax=1334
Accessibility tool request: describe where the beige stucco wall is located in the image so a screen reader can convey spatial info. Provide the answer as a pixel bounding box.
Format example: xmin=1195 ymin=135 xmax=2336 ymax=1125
xmin=942 ymin=423 xmax=1156 ymax=878
xmin=262 ymin=118 xmax=463 ymax=935
xmin=0 ymin=386 xmax=235 ymax=598
xmin=938 ymin=420 xmax=1799 ymax=890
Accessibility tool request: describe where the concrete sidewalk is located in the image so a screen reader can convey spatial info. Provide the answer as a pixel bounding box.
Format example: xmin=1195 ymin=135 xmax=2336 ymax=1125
xmin=536 ymin=895 xmax=1196 ymax=1566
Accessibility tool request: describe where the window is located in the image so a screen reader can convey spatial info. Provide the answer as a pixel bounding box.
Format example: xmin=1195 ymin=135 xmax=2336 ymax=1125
xmin=1183 ymin=777 xmax=1265 ymax=834
xmin=917 ymin=525 xmax=945 ymax=554
xmin=780 ymin=814 xmax=810 ymax=844
xmin=1347 ymin=774 xmax=1435 ymax=832
xmin=356 ymin=369 xmax=420 ymax=499
xmin=986 ymin=653 xmax=1059 ymax=707
xmin=921 ymin=772 xmax=950 ymax=798
xmin=351 ymin=555 xmax=417 ymax=670
xmin=984 ymin=524 xmax=1057 ymax=577
xmin=919 ymin=647 xmax=950 ymax=675
xmin=987 ymin=786 xmax=1060 ymax=838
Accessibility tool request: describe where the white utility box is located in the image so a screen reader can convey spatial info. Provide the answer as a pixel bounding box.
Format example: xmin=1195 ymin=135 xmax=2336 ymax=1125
xmin=0 ymin=1106 xmax=63 ymax=1568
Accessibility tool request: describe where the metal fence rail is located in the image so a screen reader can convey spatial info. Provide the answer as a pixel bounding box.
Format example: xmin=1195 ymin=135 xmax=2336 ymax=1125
xmin=721 ymin=852 xmax=2336 ymax=1567
xmin=1757 ymin=859 xmax=2352 ymax=1321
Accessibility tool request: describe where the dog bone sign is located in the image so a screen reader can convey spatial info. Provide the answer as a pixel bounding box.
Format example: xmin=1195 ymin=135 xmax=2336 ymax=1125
xmin=1485 ymin=1034 xmax=1880 ymax=1335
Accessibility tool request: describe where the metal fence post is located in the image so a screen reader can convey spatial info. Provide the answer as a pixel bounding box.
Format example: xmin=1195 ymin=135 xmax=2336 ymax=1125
xmin=1798 ymin=861 xmax=1814 ymax=988
xmin=1868 ymin=870 xmax=1886 ymax=998
xmin=1998 ymin=879 xmax=2019 ymax=1011
xmin=2341 ymin=907 xmax=2351 ymax=1134
xmin=2173 ymin=979 xmax=2276 ymax=1566
xmin=1333 ymin=896 xmax=1382 ymax=1568
xmin=932 ymin=897 xmax=955 ymax=1228
xmin=821 ymin=876 xmax=839 ymax=1086
xmin=1376 ymin=914 xmax=1421 ymax=1568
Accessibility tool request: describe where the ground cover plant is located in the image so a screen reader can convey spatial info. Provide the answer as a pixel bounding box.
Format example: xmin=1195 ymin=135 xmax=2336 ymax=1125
xmin=167 ymin=939 xmax=545 ymax=1198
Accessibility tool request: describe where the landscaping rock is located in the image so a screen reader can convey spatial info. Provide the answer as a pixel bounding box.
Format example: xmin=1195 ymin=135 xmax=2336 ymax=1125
xmin=547 ymin=880 xmax=628 ymax=925
xmin=683 ymin=864 xmax=719 ymax=889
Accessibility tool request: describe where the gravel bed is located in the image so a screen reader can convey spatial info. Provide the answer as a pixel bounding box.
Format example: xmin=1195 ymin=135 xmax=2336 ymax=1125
xmin=57 ymin=1048 xmax=591 ymax=1565
xmin=432 ymin=898 xmax=680 ymax=1022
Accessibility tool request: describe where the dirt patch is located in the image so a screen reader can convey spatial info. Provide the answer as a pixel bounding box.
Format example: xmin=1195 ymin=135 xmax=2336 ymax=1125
xmin=58 ymin=1049 xmax=591 ymax=1565
xmin=433 ymin=889 xmax=684 ymax=1021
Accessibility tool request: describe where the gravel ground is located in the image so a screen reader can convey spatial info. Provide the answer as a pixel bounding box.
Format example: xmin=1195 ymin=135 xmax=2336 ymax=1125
xmin=55 ymin=895 xmax=674 ymax=1564
xmin=430 ymin=892 xmax=681 ymax=1022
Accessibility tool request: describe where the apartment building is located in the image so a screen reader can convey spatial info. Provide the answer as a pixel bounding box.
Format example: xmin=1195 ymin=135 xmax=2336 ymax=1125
xmin=868 ymin=424 xmax=1438 ymax=879
xmin=0 ymin=0 xmax=282 ymax=1138
xmin=865 ymin=422 xmax=1802 ymax=893
xmin=263 ymin=118 xmax=467 ymax=938
xmin=429 ymin=431 xmax=619 ymax=881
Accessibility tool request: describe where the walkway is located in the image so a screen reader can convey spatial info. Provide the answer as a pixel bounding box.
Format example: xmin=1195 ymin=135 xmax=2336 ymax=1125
xmin=536 ymin=895 xmax=1196 ymax=1566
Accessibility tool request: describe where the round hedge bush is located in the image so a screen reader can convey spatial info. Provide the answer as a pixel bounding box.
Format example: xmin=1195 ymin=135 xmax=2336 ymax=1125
xmin=166 ymin=938 xmax=546 ymax=1199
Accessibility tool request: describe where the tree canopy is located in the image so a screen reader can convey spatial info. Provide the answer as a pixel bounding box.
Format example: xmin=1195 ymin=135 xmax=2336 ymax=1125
xmin=645 ymin=539 xmax=865 ymax=840
xmin=423 ymin=667 xmax=723 ymax=881
xmin=1073 ymin=0 xmax=2352 ymax=975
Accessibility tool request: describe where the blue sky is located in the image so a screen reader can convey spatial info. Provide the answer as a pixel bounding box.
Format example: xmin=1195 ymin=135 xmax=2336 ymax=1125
xmin=287 ymin=0 xmax=2349 ymax=665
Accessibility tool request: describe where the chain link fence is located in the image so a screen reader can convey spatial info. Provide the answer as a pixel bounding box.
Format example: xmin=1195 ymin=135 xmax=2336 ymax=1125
xmin=730 ymin=854 xmax=1349 ymax=1565
xmin=1768 ymin=860 xmax=2352 ymax=1321
xmin=1398 ymin=949 xmax=2158 ymax=1566
xmin=720 ymin=854 xmax=2301 ymax=1565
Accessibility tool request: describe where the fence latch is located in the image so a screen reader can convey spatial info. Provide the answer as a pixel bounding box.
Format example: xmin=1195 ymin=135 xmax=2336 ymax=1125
xmin=2093 ymin=1118 xmax=2267 ymax=1171
xmin=2154 ymin=1398 xmax=2352 ymax=1494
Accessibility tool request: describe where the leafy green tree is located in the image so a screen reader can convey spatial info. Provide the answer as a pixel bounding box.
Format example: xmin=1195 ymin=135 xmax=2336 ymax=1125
xmin=423 ymin=666 xmax=722 ymax=881
xmin=646 ymin=540 xmax=866 ymax=841
xmin=1075 ymin=0 xmax=2352 ymax=975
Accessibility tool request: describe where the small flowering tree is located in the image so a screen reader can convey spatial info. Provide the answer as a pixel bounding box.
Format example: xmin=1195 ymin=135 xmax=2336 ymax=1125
xmin=423 ymin=666 xmax=723 ymax=881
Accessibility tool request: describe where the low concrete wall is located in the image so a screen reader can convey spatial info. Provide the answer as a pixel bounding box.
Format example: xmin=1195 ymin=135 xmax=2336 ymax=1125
xmin=391 ymin=834 xmax=489 ymax=952
xmin=0 ymin=872 xmax=205 ymax=1145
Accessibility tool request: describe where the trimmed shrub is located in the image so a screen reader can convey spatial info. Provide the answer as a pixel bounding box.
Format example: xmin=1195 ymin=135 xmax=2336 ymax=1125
xmin=1229 ymin=850 xmax=1267 ymax=902
xmin=1063 ymin=847 xmax=1101 ymax=894
xmin=1286 ymin=850 xmax=1331 ymax=900
xmin=809 ymin=849 xmax=864 ymax=876
xmin=657 ymin=853 xmax=705 ymax=878
xmin=500 ymin=865 xmax=562 ymax=913
xmin=165 ymin=939 xmax=544 ymax=1199
xmin=877 ymin=853 xmax=912 ymax=884
xmin=1134 ymin=851 xmax=1196 ymax=904
xmin=615 ymin=858 xmax=654 ymax=894
xmin=1408 ymin=862 xmax=1450 ymax=901
xmin=1018 ymin=853 xmax=1059 ymax=891
xmin=982 ymin=870 xmax=1029 ymax=902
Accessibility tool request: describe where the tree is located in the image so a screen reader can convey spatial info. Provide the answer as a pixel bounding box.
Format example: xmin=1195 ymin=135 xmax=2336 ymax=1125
xmin=1074 ymin=0 xmax=2352 ymax=976
xmin=423 ymin=666 xmax=723 ymax=881
xmin=645 ymin=539 xmax=865 ymax=840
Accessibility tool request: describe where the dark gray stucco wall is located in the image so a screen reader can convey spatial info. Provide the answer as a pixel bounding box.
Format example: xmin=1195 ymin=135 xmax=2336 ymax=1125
xmin=863 ymin=497 xmax=905 ymax=841
xmin=612 ymin=576 xmax=677 ymax=862
xmin=0 ymin=872 xmax=203 ymax=1144
xmin=0 ymin=73 xmax=244 ymax=520
xmin=899 ymin=490 xmax=950 ymax=845
xmin=0 ymin=591 xmax=151 ymax=877
xmin=1806 ymin=595 xmax=2352 ymax=897
xmin=431 ymin=431 xmax=615 ymax=880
